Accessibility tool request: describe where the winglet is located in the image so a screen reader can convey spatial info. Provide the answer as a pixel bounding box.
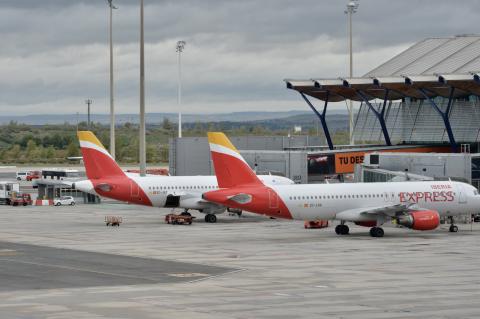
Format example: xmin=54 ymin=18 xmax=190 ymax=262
xmin=208 ymin=132 xmax=263 ymax=188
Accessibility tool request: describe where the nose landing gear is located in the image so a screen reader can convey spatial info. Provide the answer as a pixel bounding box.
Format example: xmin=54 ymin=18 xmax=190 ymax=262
xmin=448 ymin=216 xmax=458 ymax=232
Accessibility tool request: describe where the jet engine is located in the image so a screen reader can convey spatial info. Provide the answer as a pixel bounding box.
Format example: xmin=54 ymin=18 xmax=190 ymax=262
xmin=396 ymin=210 xmax=440 ymax=231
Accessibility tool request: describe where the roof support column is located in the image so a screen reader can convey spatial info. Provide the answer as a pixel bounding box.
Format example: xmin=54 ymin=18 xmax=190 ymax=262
xmin=417 ymin=87 xmax=457 ymax=150
xmin=300 ymin=92 xmax=334 ymax=150
xmin=356 ymin=90 xmax=392 ymax=146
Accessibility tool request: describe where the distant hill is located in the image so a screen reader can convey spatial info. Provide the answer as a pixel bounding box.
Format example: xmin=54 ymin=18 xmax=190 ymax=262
xmin=0 ymin=110 xmax=348 ymax=125
xmin=182 ymin=113 xmax=349 ymax=132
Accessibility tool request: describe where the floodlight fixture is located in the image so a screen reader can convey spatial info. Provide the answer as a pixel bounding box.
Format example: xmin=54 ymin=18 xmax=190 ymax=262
xmin=345 ymin=0 xmax=359 ymax=14
xmin=107 ymin=0 xmax=118 ymax=9
xmin=176 ymin=40 xmax=186 ymax=52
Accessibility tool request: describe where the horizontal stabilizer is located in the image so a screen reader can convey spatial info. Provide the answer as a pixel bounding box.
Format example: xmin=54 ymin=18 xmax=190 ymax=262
xmin=227 ymin=193 xmax=253 ymax=204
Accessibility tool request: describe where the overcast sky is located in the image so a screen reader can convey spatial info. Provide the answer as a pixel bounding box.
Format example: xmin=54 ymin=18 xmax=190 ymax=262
xmin=0 ymin=0 xmax=479 ymax=115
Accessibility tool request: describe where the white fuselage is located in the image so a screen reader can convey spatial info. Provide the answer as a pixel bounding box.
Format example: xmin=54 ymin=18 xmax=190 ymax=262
xmin=130 ymin=174 xmax=293 ymax=208
xmin=75 ymin=173 xmax=294 ymax=213
xmin=273 ymin=181 xmax=480 ymax=221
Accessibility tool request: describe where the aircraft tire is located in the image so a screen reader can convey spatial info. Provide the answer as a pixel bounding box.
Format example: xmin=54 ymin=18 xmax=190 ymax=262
xmin=335 ymin=225 xmax=342 ymax=235
xmin=335 ymin=224 xmax=349 ymax=235
xmin=449 ymin=225 xmax=458 ymax=233
xmin=370 ymin=227 xmax=384 ymax=237
xmin=205 ymin=214 xmax=217 ymax=223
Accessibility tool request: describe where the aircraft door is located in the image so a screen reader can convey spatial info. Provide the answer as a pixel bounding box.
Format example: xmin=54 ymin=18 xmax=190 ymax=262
xmin=165 ymin=195 xmax=180 ymax=207
xmin=384 ymin=192 xmax=395 ymax=202
xmin=268 ymin=189 xmax=279 ymax=209
xmin=457 ymin=184 xmax=467 ymax=204
xmin=130 ymin=180 xmax=140 ymax=198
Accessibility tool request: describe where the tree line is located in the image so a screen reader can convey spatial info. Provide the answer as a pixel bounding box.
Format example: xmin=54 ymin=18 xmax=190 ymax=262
xmin=0 ymin=119 xmax=349 ymax=164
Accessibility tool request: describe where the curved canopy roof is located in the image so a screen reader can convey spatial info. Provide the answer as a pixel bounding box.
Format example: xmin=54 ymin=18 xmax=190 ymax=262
xmin=286 ymin=35 xmax=480 ymax=102
xmin=285 ymin=73 xmax=480 ymax=102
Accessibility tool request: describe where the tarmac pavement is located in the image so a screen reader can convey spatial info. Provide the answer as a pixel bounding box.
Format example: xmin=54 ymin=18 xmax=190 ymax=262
xmin=0 ymin=203 xmax=478 ymax=318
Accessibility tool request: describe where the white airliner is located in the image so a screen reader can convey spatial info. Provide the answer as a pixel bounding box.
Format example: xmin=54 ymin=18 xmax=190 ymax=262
xmin=72 ymin=131 xmax=294 ymax=223
xmin=202 ymin=132 xmax=480 ymax=237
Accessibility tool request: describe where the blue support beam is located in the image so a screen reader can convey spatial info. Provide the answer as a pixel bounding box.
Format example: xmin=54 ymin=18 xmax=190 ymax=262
xmin=300 ymin=92 xmax=334 ymax=150
xmin=356 ymin=90 xmax=392 ymax=146
xmin=417 ymin=87 xmax=457 ymax=150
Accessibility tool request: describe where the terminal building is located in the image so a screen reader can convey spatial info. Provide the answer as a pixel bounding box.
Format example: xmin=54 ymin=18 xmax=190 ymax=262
xmin=170 ymin=35 xmax=480 ymax=188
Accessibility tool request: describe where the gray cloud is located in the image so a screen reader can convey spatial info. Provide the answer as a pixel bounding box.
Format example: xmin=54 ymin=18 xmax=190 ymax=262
xmin=0 ymin=0 xmax=478 ymax=115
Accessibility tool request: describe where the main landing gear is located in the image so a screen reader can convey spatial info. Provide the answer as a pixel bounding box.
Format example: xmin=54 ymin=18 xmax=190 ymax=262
xmin=448 ymin=216 xmax=458 ymax=233
xmin=335 ymin=224 xmax=349 ymax=235
xmin=204 ymin=214 xmax=217 ymax=223
xmin=335 ymin=222 xmax=384 ymax=237
xmin=369 ymin=227 xmax=384 ymax=238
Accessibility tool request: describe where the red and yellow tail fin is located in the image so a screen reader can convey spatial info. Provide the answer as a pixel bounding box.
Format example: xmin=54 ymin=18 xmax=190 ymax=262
xmin=77 ymin=131 xmax=125 ymax=180
xmin=207 ymin=132 xmax=263 ymax=188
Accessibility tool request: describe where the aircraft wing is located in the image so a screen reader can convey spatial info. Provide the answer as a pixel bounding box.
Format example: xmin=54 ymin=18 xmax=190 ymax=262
xmin=335 ymin=203 xmax=417 ymax=222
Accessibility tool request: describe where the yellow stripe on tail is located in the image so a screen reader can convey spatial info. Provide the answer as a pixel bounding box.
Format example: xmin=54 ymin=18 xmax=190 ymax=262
xmin=77 ymin=131 xmax=106 ymax=150
xmin=207 ymin=132 xmax=239 ymax=153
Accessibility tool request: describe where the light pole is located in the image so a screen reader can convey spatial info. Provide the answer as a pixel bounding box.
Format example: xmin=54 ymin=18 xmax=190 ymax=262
xmin=345 ymin=0 xmax=359 ymax=145
xmin=107 ymin=0 xmax=117 ymax=159
xmin=176 ymin=40 xmax=186 ymax=138
xmin=139 ymin=0 xmax=146 ymax=176
xmin=85 ymin=99 xmax=93 ymax=130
